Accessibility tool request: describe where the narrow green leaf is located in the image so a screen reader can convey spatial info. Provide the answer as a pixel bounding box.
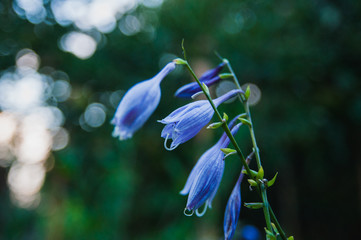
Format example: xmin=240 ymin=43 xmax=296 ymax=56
xmin=219 ymin=73 xmax=233 ymax=79
xmin=256 ymin=166 xmax=264 ymax=180
xmin=267 ymin=172 xmax=278 ymax=187
xmin=238 ymin=117 xmax=252 ymax=127
xmin=207 ymin=122 xmax=223 ymax=129
xmin=244 ymin=202 xmax=264 ymax=209
xmin=242 ymin=169 xmax=258 ymax=177
xmin=245 ymin=85 xmax=251 ymax=99
xmin=220 ymin=148 xmax=236 ymax=155
xmin=271 ymin=223 xmax=279 ymax=234
xmin=223 ymin=112 xmax=229 ymax=122
xmin=287 ymin=236 xmax=294 ymax=240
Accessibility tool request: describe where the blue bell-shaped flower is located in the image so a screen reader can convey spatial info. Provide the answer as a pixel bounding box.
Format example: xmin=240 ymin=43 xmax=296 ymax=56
xmin=111 ymin=62 xmax=176 ymax=140
xmin=159 ymin=89 xmax=243 ymax=150
xmin=224 ymin=171 xmax=244 ymax=240
xmin=180 ymin=115 xmax=242 ymax=216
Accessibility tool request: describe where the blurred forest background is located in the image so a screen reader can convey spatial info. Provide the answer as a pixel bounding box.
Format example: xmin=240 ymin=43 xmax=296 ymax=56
xmin=0 ymin=0 xmax=360 ymax=239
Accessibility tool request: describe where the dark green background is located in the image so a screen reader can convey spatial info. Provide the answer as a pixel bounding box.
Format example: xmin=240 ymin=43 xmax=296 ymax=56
xmin=0 ymin=0 xmax=360 ymax=239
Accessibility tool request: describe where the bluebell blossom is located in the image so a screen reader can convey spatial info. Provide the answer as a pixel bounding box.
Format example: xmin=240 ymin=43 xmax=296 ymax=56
xmin=159 ymin=89 xmax=243 ymax=150
xmin=223 ymin=171 xmax=244 ymax=240
xmin=180 ymin=116 xmax=242 ymax=216
xmin=174 ymin=62 xmax=225 ymax=98
xmin=111 ymin=62 xmax=176 ymax=140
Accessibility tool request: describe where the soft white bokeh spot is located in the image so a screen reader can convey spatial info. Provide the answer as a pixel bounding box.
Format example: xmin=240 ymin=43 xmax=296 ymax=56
xmin=60 ymin=32 xmax=97 ymax=59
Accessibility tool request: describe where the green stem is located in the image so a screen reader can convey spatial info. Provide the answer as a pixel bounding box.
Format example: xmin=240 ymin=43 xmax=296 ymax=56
xmin=184 ymin=59 xmax=288 ymax=239
xmin=184 ymin=62 xmax=253 ymax=179
xmin=244 ymin=103 xmax=262 ymax=170
xmin=224 ymin=58 xmax=285 ymax=238
xmin=260 ymin=182 xmax=273 ymax=232
xmin=269 ymin=206 xmax=287 ymax=240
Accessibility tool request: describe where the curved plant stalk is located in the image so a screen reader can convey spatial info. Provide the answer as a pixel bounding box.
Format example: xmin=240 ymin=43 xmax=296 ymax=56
xmin=180 ymin=55 xmax=290 ymax=240
xmin=223 ymin=58 xmax=289 ymax=240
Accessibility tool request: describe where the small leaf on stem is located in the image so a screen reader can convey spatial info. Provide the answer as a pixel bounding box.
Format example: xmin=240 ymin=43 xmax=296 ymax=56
xmin=207 ymin=122 xmax=223 ymax=129
xmin=223 ymin=112 xmax=228 ymax=122
xmin=238 ymin=117 xmax=252 ymax=127
xmin=257 ymin=166 xmax=264 ymax=180
xmin=245 ymin=85 xmax=251 ymax=99
xmin=173 ymin=58 xmax=187 ymax=65
xmin=219 ymin=73 xmax=233 ymax=79
xmin=242 ymin=169 xmax=258 ymax=177
xmin=267 ymin=172 xmax=278 ymax=187
xmin=271 ymin=223 xmax=279 ymax=234
xmin=244 ymin=202 xmax=264 ymax=209
xmin=220 ymin=148 xmax=236 ymax=155
xmin=247 ymin=179 xmax=257 ymax=187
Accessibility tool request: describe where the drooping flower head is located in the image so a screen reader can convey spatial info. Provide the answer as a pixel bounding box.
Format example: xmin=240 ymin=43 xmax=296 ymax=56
xmin=174 ymin=62 xmax=225 ymax=98
xmin=159 ymin=89 xmax=243 ymax=150
xmin=111 ymin=62 xmax=176 ymax=140
xmin=224 ymin=171 xmax=244 ymax=240
xmin=180 ymin=115 xmax=243 ymax=217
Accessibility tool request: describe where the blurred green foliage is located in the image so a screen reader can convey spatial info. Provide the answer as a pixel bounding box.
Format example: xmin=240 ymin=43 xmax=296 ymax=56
xmin=1 ymin=0 xmax=361 ymax=239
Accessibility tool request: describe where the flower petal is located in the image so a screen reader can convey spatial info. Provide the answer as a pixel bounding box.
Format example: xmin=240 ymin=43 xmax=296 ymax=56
xmin=111 ymin=62 xmax=176 ymax=140
xmin=213 ymin=89 xmax=243 ymax=107
xmin=224 ymin=172 xmax=244 ymax=240
xmin=180 ymin=144 xmax=219 ymax=195
xmin=186 ymin=150 xmax=224 ymax=210
xmin=174 ymin=62 xmax=225 ymax=98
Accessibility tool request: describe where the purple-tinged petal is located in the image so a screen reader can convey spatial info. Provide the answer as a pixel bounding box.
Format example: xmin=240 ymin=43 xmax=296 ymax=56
xmin=180 ymin=149 xmax=211 ymax=195
xmin=199 ymin=62 xmax=225 ymax=82
xmin=175 ymin=62 xmax=225 ymax=98
xmin=224 ymin=172 xmax=244 ymax=240
xmin=159 ymin=100 xmax=215 ymax=149
xmin=158 ymin=100 xmax=205 ymax=124
xmin=186 ymin=150 xmax=224 ymax=210
xmin=111 ymin=62 xmax=176 ymax=140
xmin=180 ymin=143 xmax=221 ymax=195
xmin=213 ymin=89 xmax=243 ymax=107
xmin=181 ymin=116 xmax=243 ymax=216
xmin=220 ymin=123 xmax=242 ymax=148
xmin=174 ymin=76 xmax=222 ymax=98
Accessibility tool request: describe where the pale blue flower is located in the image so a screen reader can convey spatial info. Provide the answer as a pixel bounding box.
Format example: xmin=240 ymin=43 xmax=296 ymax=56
xmin=111 ymin=62 xmax=176 ymax=140
xmin=159 ymin=89 xmax=243 ymax=150
xmin=180 ymin=116 xmax=242 ymax=216
xmin=174 ymin=62 xmax=225 ymax=98
xmin=224 ymin=171 xmax=244 ymax=240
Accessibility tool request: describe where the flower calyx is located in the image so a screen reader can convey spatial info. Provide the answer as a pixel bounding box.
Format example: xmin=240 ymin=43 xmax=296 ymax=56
xmin=173 ymin=58 xmax=187 ymax=65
